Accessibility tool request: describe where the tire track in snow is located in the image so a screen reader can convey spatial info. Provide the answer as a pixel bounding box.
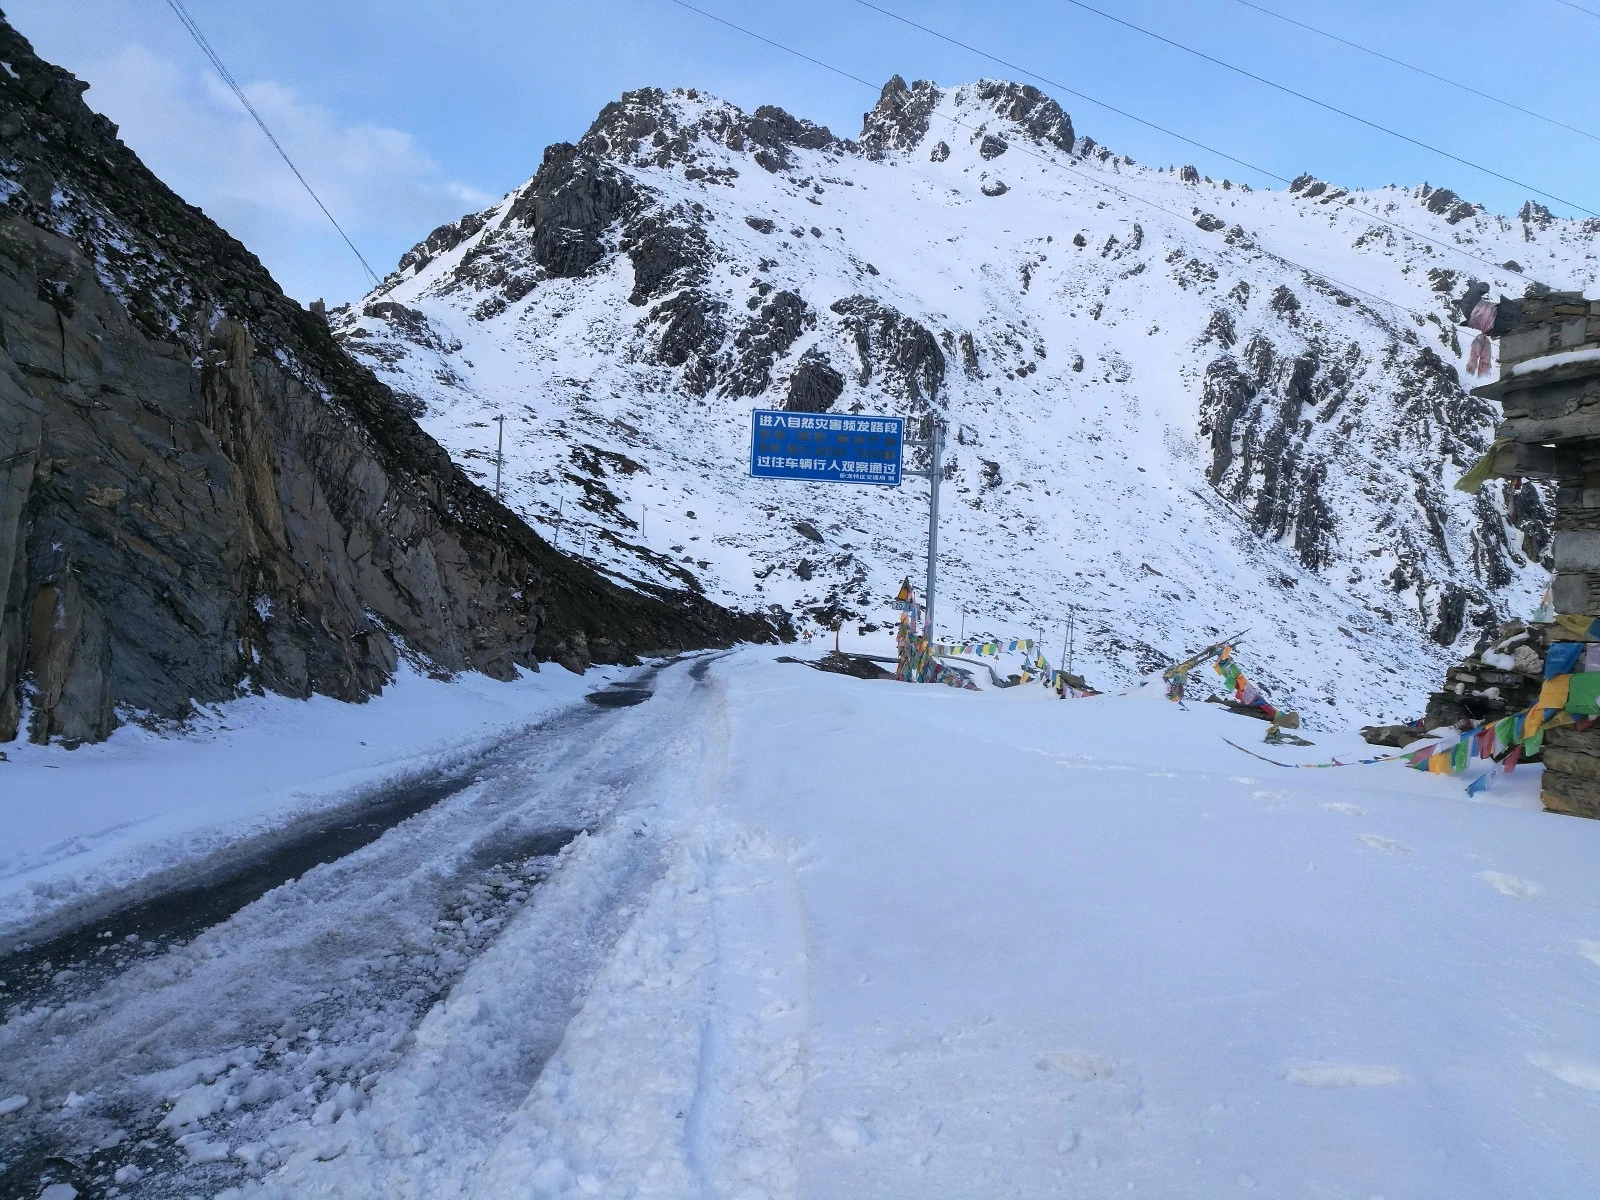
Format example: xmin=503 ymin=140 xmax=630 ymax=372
xmin=0 ymin=657 xmax=719 ymax=1200
xmin=252 ymin=655 xmax=740 ymax=1197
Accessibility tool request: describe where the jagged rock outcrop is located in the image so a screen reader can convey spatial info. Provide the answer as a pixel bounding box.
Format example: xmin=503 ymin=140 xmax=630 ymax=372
xmin=859 ymin=76 xmax=942 ymax=159
xmin=0 ymin=19 xmax=775 ymax=745
xmin=829 ymin=296 xmax=945 ymax=406
xmin=971 ymin=80 xmax=1074 ymax=152
xmin=784 ymin=350 xmax=845 ymax=412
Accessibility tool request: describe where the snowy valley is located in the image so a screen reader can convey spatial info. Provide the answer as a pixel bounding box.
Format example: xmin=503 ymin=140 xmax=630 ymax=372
xmin=336 ymin=76 xmax=1600 ymax=725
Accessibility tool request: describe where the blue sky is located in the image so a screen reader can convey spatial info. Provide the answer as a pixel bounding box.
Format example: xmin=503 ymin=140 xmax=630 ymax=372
xmin=13 ymin=1 xmax=1599 ymax=304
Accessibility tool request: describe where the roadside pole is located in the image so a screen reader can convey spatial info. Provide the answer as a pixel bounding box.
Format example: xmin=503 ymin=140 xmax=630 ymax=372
xmin=923 ymin=420 xmax=943 ymax=640
xmin=493 ymin=414 xmax=505 ymax=500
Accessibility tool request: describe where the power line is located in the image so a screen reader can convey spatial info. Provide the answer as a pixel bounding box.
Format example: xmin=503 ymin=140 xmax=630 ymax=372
xmin=1555 ymin=0 xmax=1600 ymax=19
xmin=162 ymin=0 xmax=382 ymax=287
xmin=663 ymin=0 xmax=1444 ymax=325
xmin=851 ymin=0 xmax=1536 ymax=284
xmin=1056 ymin=0 xmax=1598 ymax=218
xmin=1231 ymin=0 xmax=1600 ymax=145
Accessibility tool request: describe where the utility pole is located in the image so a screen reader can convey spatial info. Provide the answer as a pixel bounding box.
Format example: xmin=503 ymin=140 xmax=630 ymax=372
xmin=553 ymin=496 xmax=564 ymax=550
xmin=493 ymin=414 xmax=505 ymax=500
xmin=922 ymin=419 xmax=944 ymax=640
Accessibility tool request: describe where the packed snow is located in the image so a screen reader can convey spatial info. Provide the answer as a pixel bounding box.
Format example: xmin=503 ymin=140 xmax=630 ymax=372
xmin=5 ymin=651 xmax=1597 ymax=1197
xmin=0 ymin=659 xmax=624 ymax=950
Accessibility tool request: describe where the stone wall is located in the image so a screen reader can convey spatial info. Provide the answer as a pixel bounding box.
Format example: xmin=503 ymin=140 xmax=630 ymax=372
xmin=1471 ymin=288 xmax=1600 ymax=817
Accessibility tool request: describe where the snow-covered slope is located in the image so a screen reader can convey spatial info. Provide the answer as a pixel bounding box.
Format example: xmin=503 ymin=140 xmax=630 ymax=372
xmin=332 ymin=77 xmax=1598 ymax=725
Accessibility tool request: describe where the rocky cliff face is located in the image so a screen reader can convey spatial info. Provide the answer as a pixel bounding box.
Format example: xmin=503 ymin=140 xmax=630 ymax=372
xmin=331 ymin=75 xmax=1599 ymax=722
xmin=0 ymin=19 xmax=773 ymax=746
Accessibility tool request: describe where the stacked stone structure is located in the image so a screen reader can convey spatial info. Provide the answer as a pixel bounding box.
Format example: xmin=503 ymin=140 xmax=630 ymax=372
xmin=1472 ymin=288 xmax=1600 ymax=817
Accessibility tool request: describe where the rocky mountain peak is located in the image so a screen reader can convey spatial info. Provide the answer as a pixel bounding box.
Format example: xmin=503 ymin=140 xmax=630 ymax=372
xmin=859 ymin=75 xmax=943 ymax=159
xmin=578 ymin=86 xmax=841 ymax=174
xmin=968 ymin=80 xmax=1075 ymax=153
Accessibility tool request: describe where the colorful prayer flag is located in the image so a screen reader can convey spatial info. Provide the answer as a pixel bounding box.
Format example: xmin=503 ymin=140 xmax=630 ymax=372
xmin=1540 ymin=674 xmax=1572 ymax=711
xmin=1546 ymin=642 xmax=1584 ymax=678
xmin=1568 ymin=671 xmax=1600 ymax=715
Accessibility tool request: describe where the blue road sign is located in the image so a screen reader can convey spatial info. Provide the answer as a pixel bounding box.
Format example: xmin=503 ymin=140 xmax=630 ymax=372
xmin=749 ymin=409 xmax=904 ymax=486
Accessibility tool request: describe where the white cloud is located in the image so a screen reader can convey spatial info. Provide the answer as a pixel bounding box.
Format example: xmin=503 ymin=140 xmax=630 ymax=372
xmin=76 ymin=43 xmax=493 ymax=303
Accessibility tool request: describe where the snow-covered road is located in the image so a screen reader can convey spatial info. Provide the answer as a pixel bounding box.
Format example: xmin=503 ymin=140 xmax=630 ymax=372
xmin=5 ymin=649 xmax=1600 ymax=1198
xmin=1 ymin=655 xmax=732 ymax=1198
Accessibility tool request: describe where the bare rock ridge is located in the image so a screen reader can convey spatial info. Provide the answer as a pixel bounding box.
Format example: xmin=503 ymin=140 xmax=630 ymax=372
xmin=0 ymin=18 xmax=776 ymax=746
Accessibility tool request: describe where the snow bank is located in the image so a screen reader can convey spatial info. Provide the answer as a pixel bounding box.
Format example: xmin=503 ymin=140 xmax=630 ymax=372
xmin=0 ymin=661 xmax=621 ymax=945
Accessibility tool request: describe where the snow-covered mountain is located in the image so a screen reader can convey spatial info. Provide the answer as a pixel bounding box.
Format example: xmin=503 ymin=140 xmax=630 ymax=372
xmin=332 ymin=76 xmax=1598 ymax=725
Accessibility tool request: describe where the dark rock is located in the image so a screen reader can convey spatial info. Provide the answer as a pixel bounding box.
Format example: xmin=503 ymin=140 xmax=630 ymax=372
xmin=859 ymin=76 xmax=942 ymax=159
xmin=972 ymin=81 xmax=1074 ymax=151
xmin=784 ymin=350 xmax=845 ymax=413
xmin=1202 ymin=308 xmax=1237 ymax=349
xmin=1180 ymin=165 xmax=1200 ymax=184
xmin=621 ymin=210 xmax=714 ymax=305
xmin=1518 ymin=201 xmax=1554 ymax=230
xmin=1194 ymin=213 xmax=1225 ymax=233
xmin=396 ymin=209 xmax=490 ymax=276
xmin=929 ymin=140 xmax=950 ymax=162
xmin=503 ymin=141 xmax=638 ymax=278
xmin=979 ymin=135 xmax=1008 ymax=159
xmin=794 ymin=558 xmax=814 ymax=581
xmin=1419 ymin=184 xmax=1477 ymax=224
xmin=957 ymin=332 xmax=981 ymax=377
xmin=810 ymin=650 xmax=892 ymax=680
xmin=1269 ymin=285 xmax=1300 ymax=319
xmin=1361 ymin=723 xmax=1422 ymax=748
xmin=794 ymin=520 xmax=824 ymax=543
xmin=980 ymin=179 xmax=1009 ymax=197
xmin=744 ymin=215 xmax=775 ymax=234
xmin=647 ymin=289 xmax=727 ymax=394
xmin=723 ymin=290 xmax=809 ymax=397
xmin=830 ymin=296 xmax=945 ymax=405
xmin=746 ymin=104 xmax=839 ymax=162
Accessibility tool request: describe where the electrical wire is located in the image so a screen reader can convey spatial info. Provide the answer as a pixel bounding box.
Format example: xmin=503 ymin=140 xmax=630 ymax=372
xmin=663 ymin=0 xmax=1450 ymax=325
xmin=162 ymin=0 xmax=382 ymax=286
xmin=850 ymin=0 xmax=1538 ymax=283
xmin=1555 ymin=0 xmax=1600 ymax=20
xmin=1231 ymin=0 xmax=1600 ymax=144
xmin=1056 ymin=0 xmax=1597 ymax=218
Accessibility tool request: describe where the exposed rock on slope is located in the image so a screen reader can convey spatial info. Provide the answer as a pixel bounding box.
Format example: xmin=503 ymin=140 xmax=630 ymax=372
xmin=0 ymin=19 xmax=772 ymax=746
xmin=334 ymin=76 xmax=1599 ymax=723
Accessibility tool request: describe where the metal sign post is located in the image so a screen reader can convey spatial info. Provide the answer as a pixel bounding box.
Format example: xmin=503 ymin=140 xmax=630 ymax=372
xmin=748 ymin=406 xmax=943 ymax=661
xmin=493 ymin=414 xmax=506 ymax=500
xmin=920 ymin=421 xmax=943 ymax=639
